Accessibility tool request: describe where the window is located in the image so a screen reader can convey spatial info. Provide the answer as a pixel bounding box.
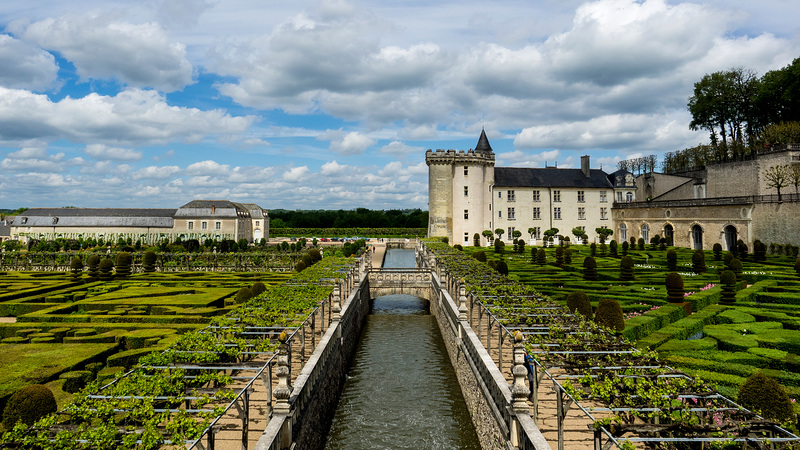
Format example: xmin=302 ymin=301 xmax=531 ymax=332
xmin=554 ymin=207 xmax=561 ymax=220
xmin=626 ymin=192 xmax=633 ymax=202
xmin=188 ymin=221 xmax=194 ymax=230
xmin=578 ymin=190 xmax=585 ymax=202
xmin=619 ymin=223 xmax=627 ymax=241
xmin=508 ymin=227 xmax=515 ymax=239
xmin=642 ymin=224 xmax=650 ymax=242
xmin=464 ymin=232 xmax=469 ymax=243
xmin=255 ymin=221 xmax=260 ymax=227
xmin=464 ymin=166 xmax=468 ymax=176
xmin=553 ymin=190 xmax=561 ymax=202
xmin=464 ymin=186 xmax=469 ymax=196
xmin=498 ymin=191 xmax=502 ymax=199
xmin=533 ymin=190 xmax=540 ymax=202
xmin=600 ymin=207 xmax=608 ymax=220
xmin=215 ymin=222 xmax=221 ymax=230
xmin=507 ymin=207 xmax=515 ymax=220
xmin=600 ymin=191 xmax=607 ymax=202
xmin=578 ymin=207 xmax=585 ymax=220
xmin=531 ymin=227 xmax=541 ymax=239
xmin=464 ymin=209 xmax=469 ymax=220
xmin=533 ymin=207 xmax=541 ymax=220
xmin=201 ymin=221 xmax=208 ymax=230
xmin=507 ymin=190 xmax=515 ymax=201
xmin=498 ymin=210 xmax=502 ymax=218
xmin=617 ymin=191 xmax=623 ymax=202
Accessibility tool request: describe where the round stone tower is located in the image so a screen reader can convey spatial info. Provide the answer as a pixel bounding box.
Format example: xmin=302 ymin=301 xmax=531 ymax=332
xmin=426 ymin=130 xmax=495 ymax=243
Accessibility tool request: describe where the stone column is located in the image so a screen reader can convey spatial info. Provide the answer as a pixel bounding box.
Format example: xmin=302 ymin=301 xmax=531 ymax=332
xmin=272 ymin=331 xmax=293 ymax=447
xmin=510 ymin=331 xmax=531 ymax=447
xmin=332 ymin=285 xmax=342 ymax=322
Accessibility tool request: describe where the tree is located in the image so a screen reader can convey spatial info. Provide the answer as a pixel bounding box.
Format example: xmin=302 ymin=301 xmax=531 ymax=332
xmin=764 ymin=164 xmax=790 ymax=200
xmin=527 ymin=227 xmax=536 ymax=241
xmin=512 ymin=230 xmax=522 ymax=241
xmin=495 ymin=228 xmax=504 ymax=241
xmin=482 ymin=230 xmax=494 ymax=246
xmin=595 ymin=227 xmax=613 ymax=244
xmin=571 ymin=227 xmax=585 ymax=242
xmin=473 ymin=233 xmax=481 ymax=247
xmin=789 ymin=163 xmax=800 ymax=195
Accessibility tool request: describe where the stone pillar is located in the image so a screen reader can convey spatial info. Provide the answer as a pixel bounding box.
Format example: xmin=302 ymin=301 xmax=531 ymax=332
xmin=510 ymin=331 xmax=531 ymax=447
xmin=273 ymin=331 xmax=293 ymax=447
xmin=458 ymin=285 xmax=468 ymax=322
xmin=332 ymin=285 xmax=342 ymax=322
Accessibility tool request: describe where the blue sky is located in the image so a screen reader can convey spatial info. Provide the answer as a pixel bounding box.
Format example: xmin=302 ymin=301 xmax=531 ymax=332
xmin=0 ymin=0 xmax=798 ymax=210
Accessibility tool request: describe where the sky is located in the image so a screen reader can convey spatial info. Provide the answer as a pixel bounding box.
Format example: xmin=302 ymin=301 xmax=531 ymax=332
xmin=0 ymin=0 xmax=798 ymax=211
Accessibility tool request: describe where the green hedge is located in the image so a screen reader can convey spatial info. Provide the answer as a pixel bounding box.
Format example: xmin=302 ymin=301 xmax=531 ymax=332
xmin=622 ymin=304 xmax=686 ymax=341
xmin=639 ymin=305 xmax=726 ymax=349
xmin=716 ymin=309 xmax=756 ymax=324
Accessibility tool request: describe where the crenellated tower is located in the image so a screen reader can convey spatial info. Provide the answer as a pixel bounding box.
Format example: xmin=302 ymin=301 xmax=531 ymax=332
xmin=426 ymin=130 xmax=495 ymax=243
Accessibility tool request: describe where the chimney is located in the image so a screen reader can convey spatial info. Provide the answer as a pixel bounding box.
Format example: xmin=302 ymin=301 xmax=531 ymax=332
xmin=581 ymin=155 xmax=590 ymax=177
xmin=211 ymin=205 xmax=215 ymax=214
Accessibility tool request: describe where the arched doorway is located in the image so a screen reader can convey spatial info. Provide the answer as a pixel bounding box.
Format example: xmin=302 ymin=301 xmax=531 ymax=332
xmin=664 ymin=224 xmax=674 ymax=245
xmin=724 ymin=225 xmax=737 ymax=251
xmin=692 ymin=225 xmax=703 ymax=250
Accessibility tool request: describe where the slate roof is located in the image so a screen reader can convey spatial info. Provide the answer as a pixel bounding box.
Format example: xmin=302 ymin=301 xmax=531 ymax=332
xmin=0 ymin=219 xmax=11 ymax=237
xmin=15 ymin=208 xmax=176 ymax=228
xmin=474 ymin=129 xmax=493 ymax=154
xmin=175 ymin=200 xmax=260 ymax=218
xmin=494 ymin=167 xmax=614 ymax=188
xmin=238 ymin=203 xmax=268 ymax=219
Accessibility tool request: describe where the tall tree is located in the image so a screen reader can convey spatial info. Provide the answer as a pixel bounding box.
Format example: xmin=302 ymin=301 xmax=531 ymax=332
xmin=764 ymin=165 xmax=790 ymax=200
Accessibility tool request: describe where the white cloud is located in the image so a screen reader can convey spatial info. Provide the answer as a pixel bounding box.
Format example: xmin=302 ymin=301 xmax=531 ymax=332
xmin=11 ymin=13 xmax=193 ymax=91
xmin=0 ymin=87 xmax=254 ymax=146
xmin=133 ymin=165 xmax=181 ymax=179
xmin=186 ymin=160 xmax=230 ymax=175
xmin=84 ymin=144 xmax=143 ymax=161
xmin=0 ymin=34 xmax=59 ymax=91
xmin=379 ymin=141 xmax=423 ymax=159
xmin=282 ymin=166 xmax=310 ymax=182
xmin=327 ymin=131 xmax=376 ymax=155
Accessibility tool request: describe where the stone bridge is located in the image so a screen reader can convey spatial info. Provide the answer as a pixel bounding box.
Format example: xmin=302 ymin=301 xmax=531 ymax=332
xmin=367 ymin=267 xmax=434 ymax=300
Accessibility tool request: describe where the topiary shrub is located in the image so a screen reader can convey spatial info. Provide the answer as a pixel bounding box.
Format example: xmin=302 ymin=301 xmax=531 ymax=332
xmin=621 ymin=241 xmax=629 ymax=255
xmin=691 ymin=250 xmax=706 ymax=274
xmin=619 ymin=256 xmax=635 ymax=281
xmin=554 ymin=246 xmax=564 ymax=268
xmin=235 ymin=287 xmax=253 ymax=304
xmin=637 ymin=238 xmax=645 ymax=250
xmin=737 ymin=240 xmax=748 ymax=260
xmin=728 ymin=258 xmax=743 ymax=283
xmin=565 ymin=291 xmax=592 ymax=319
xmin=712 ymin=243 xmax=722 ymax=260
xmin=666 ymin=249 xmax=678 ymax=271
xmin=495 ymin=260 xmax=509 ymax=276
xmin=473 ymin=251 xmax=487 ymax=262
xmin=2 ymin=384 xmax=57 ymax=429
xmin=724 ymin=251 xmax=734 ymax=268
xmin=536 ymin=248 xmax=546 ymax=266
xmin=564 ymin=248 xmax=573 ymax=265
xmin=69 ymin=257 xmax=83 ymax=280
xmin=294 ymin=261 xmax=306 ymax=272
xmin=753 ymin=240 xmax=767 ymax=262
xmin=87 ymin=254 xmax=101 ymax=279
xmin=795 ymin=257 xmax=800 ymax=278
xmin=609 ymin=240 xmax=618 ymax=257
xmin=142 ymin=250 xmax=157 ymax=273
xmin=473 ymin=233 xmax=481 ymax=247
xmin=308 ymin=248 xmax=322 ymax=263
xmin=453 ymin=244 xmax=463 ymax=251
xmin=583 ymin=256 xmax=598 ymax=281
xmin=630 ymin=236 xmax=636 ymax=248
xmin=594 ymin=298 xmax=624 ymax=332
xmin=599 ymin=243 xmax=607 ymax=257
xmin=98 ymin=258 xmax=115 ymax=281
xmin=59 ymin=370 xmax=92 ymax=394
xmin=115 ymin=252 xmax=132 ymax=277
xmin=738 ymin=373 xmax=794 ymax=422
xmin=590 ymin=243 xmax=597 ymax=257
xmin=665 ymin=272 xmax=684 ymax=303
xmin=251 ymin=282 xmax=267 ymax=297
xmin=720 ymin=270 xmax=737 ymax=304
xmin=494 ymin=238 xmax=504 ymax=255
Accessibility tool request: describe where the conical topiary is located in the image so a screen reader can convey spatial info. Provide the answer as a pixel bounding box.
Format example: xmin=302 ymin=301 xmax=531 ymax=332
xmin=594 ymin=298 xmax=624 ymax=332
xmin=143 ymin=250 xmax=157 ymax=273
xmin=98 ymin=258 xmax=114 ymax=281
xmin=665 ymin=272 xmax=684 ymax=303
xmin=583 ymin=256 xmax=598 ymax=281
xmin=69 ymin=257 xmax=83 ymax=280
xmin=564 ymin=248 xmax=573 ymax=265
xmin=619 ymin=256 xmax=635 ymax=281
xmin=566 ymin=291 xmax=592 ymax=319
xmin=666 ymin=249 xmax=678 ymax=271
xmin=720 ymin=270 xmax=736 ymax=304
xmin=728 ymin=258 xmax=743 ymax=283
xmin=738 ymin=373 xmax=794 ymax=422
xmin=712 ymin=242 xmax=722 ymax=260
xmin=621 ymin=241 xmax=629 ymax=255
xmin=555 ymin=246 xmax=564 ymax=268
xmin=691 ymin=250 xmax=706 ymax=274
xmin=536 ymin=248 xmax=546 ymax=266
xmin=86 ymin=254 xmax=101 ymax=280
xmin=609 ymin=240 xmax=618 ymax=257
xmin=115 ymin=252 xmax=132 ymax=277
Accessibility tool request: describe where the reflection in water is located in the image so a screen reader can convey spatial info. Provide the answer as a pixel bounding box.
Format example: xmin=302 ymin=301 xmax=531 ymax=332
xmin=324 ymin=249 xmax=480 ymax=450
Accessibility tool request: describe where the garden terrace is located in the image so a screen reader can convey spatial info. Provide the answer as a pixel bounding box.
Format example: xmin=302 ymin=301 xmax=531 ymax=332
xmin=0 ymin=255 xmax=361 ymax=449
xmin=423 ymin=241 xmax=800 ymax=449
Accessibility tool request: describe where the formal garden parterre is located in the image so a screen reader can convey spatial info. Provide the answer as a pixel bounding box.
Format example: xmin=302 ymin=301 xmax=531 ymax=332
xmin=0 ymin=244 xmax=361 ymax=448
xmin=427 ymin=239 xmax=800 ymax=448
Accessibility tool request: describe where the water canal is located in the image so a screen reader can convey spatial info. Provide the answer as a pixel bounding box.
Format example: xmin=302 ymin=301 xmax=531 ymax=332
xmin=324 ymin=249 xmax=480 ymax=449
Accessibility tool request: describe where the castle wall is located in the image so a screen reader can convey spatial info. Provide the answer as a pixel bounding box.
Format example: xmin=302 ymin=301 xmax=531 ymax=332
xmin=706 ymin=160 xmax=759 ymax=197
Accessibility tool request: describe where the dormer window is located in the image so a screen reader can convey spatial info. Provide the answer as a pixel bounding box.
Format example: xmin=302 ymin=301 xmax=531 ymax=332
xmin=21 ymin=217 xmax=27 ymax=224
xmin=52 ymin=217 xmax=58 ymax=224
